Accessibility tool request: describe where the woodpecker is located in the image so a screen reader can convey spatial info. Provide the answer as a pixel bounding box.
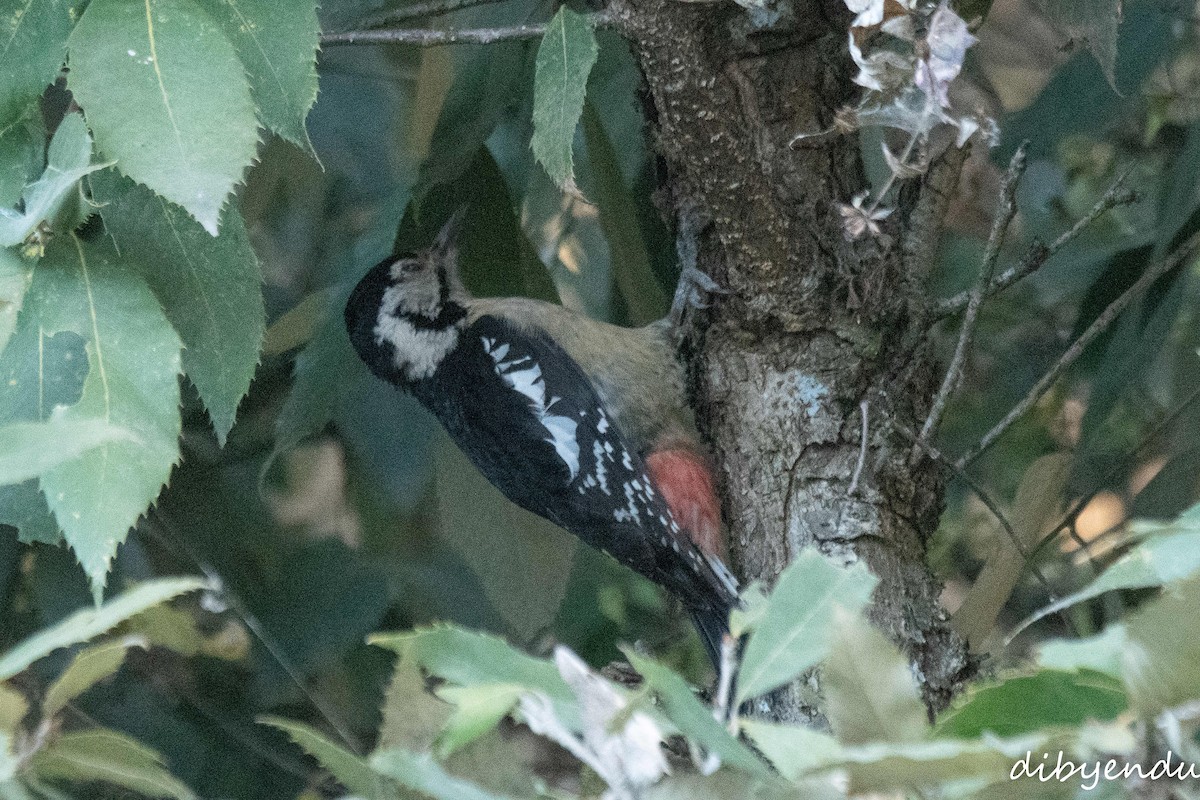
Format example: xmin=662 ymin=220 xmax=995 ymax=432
xmin=344 ymin=212 xmax=738 ymax=666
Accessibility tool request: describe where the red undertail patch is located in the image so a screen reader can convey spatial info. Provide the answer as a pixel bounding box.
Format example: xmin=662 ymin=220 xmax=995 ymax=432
xmin=645 ymin=447 xmax=723 ymax=558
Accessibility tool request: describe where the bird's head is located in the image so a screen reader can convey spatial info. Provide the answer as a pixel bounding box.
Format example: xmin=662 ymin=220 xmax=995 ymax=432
xmin=345 ymin=209 xmax=470 ymax=384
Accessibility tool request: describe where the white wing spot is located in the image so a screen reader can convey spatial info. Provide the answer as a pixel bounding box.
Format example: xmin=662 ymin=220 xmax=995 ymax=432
xmin=484 ymin=337 xmax=579 ymax=479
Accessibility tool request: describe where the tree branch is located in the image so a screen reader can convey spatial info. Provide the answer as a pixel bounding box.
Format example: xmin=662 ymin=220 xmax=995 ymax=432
xmin=350 ymin=0 xmax=510 ymax=29
xmin=934 ymin=171 xmax=1139 ymax=319
xmin=956 ymin=227 xmax=1200 ymax=470
xmin=320 ymin=11 xmax=612 ymax=46
xmin=914 ymin=144 xmax=1027 ymax=460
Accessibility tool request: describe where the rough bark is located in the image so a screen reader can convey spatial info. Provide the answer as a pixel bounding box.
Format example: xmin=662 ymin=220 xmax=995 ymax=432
xmin=609 ymin=0 xmax=975 ymax=718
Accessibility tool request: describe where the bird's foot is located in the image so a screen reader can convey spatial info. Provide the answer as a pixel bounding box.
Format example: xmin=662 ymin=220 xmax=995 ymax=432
xmin=670 ymin=266 xmax=728 ymax=328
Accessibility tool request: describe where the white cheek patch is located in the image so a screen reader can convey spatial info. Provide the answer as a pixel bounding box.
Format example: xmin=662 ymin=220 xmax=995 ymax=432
xmin=483 ymin=337 xmax=580 ymax=480
xmin=374 ymin=311 xmax=458 ymax=381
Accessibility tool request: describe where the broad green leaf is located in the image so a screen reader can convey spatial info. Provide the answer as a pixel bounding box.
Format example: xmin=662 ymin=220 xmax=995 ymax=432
xmin=1120 ymin=574 xmax=1200 ymax=713
xmin=0 ymin=323 xmax=88 ymax=427
xmin=740 ymin=720 xmax=840 ymax=781
xmin=624 ymin=649 xmax=774 ymax=779
xmin=67 ymin=0 xmax=258 ymax=235
xmin=580 ymin=103 xmax=668 ymax=325
xmin=0 ymin=113 xmax=108 ymax=247
xmin=436 ymin=437 xmax=576 ymax=642
xmin=531 ymin=6 xmax=598 ymax=194
xmin=0 ymin=0 xmax=73 ymax=125
xmin=193 ymin=0 xmax=318 ymax=151
xmin=1015 ymin=521 xmax=1200 ymax=635
xmin=728 ymin=582 xmax=768 ymax=638
xmin=30 ymin=729 xmax=196 ymax=799
xmin=0 ymin=248 xmax=27 ymax=357
xmin=91 ymin=170 xmax=264 ymax=444
xmin=42 ymin=636 xmax=146 ymax=718
xmin=1037 ymin=624 xmax=1127 ymax=678
xmin=262 ymin=287 xmax=330 ymax=357
xmin=0 ymin=683 xmax=27 ymax=782
xmin=935 ymin=669 xmax=1126 ymax=739
xmin=0 ymin=418 xmax=138 ymax=486
xmin=434 ymin=684 xmax=523 ymax=757
xmin=953 ymin=452 xmax=1071 ymax=649
xmin=0 ymin=106 xmax=44 ymax=208
xmin=32 ymin=237 xmax=183 ymax=598
xmin=370 ymin=748 xmax=517 ymax=800
xmin=823 ymin=609 xmax=927 ymax=745
xmin=736 ymin=550 xmax=878 ymax=704
xmin=0 ymin=576 xmax=206 ymax=679
xmin=260 ymin=717 xmax=395 ymax=800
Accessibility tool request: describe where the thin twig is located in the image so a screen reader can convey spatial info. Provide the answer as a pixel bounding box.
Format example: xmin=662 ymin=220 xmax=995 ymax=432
xmin=350 ymin=0 xmax=509 ymax=29
xmin=933 ymin=172 xmax=1139 ymax=318
xmin=320 ymin=11 xmax=612 ymax=46
xmin=956 ymin=226 xmax=1200 ymax=470
xmin=140 ymin=514 xmax=364 ymax=755
xmin=1030 ymin=382 xmax=1200 ymax=560
xmin=913 ymin=144 xmax=1028 ymax=460
xmin=713 ymin=635 xmax=738 ymax=732
xmin=848 ymin=399 xmax=869 ymax=496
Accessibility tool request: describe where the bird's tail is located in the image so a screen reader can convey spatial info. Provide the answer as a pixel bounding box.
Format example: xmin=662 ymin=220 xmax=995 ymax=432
xmin=690 ymin=604 xmax=731 ymax=670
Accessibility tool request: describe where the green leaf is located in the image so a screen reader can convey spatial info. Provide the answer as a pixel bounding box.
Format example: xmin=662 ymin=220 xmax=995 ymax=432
xmin=580 ymin=103 xmax=668 ymax=325
xmin=41 ymin=636 xmax=146 ymax=718
xmin=531 ymin=6 xmax=598 ymax=194
xmin=1037 ymin=624 xmax=1127 ymax=678
xmin=435 ymin=437 xmax=576 ymax=642
xmin=30 ymin=729 xmax=196 ymax=799
xmin=0 ymin=106 xmax=44 ymax=208
xmin=736 ymin=550 xmax=878 ymax=704
xmin=434 ymin=684 xmax=523 ymax=757
xmin=0 ymin=482 xmax=60 ymax=544
xmin=1037 ymin=0 xmax=1120 ymax=88
xmin=623 ymin=649 xmax=774 ymax=779
xmin=193 ymin=0 xmax=318 ymax=151
xmin=1120 ymin=574 xmax=1200 ymax=713
xmin=740 ymin=720 xmax=840 ymax=781
xmin=0 ymin=113 xmax=108 ymax=247
xmin=0 ymin=417 xmax=138 ymax=486
xmin=91 ymin=170 xmax=263 ymax=444
xmin=66 ymin=0 xmax=258 ymax=235
xmin=0 ymin=576 xmax=205 ymax=679
xmin=370 ymin=748 xmax=518 ymax=800
xmin=823 ymin=609 xmax=927 ymax=745
xmin=262 ymin=287 xmax=330 ymax=357
xmin=32 ymin=237 xmax=183 ymax=599
xmin=0 ymin=683 xmax=28 ymax=782
xmin=935 ymin=669 xmax=1127 ymax=739
xmin=0 ymin=0 xmax=74 ymax=125
xmin=377 ymin=651 xmax=453 ymax=755
xmin=260 ymin=717 xmax=396 ymax=800
xmin=1015 ymin=516 xmax=1200 ymax=635
xmin=0 ymin=248 xmax=27 ymax=358
xmin=728 ymin=582 xmax=768 ymax=638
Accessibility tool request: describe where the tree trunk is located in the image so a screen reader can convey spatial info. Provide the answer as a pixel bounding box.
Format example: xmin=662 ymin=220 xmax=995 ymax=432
xmin=610 ymin=0 xmax=975 ymax=720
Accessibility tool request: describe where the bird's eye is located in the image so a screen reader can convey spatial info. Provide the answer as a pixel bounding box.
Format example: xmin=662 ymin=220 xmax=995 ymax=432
xmin=399 ymin=260 xmax=422 ymax=274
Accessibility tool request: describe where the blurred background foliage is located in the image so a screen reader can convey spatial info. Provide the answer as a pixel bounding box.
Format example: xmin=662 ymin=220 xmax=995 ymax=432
xmin=3 ymin=0 xmax=1200 ymax=795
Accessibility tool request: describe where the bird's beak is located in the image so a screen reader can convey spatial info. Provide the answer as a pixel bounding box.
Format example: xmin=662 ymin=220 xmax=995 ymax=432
xmin=429 ymin=206 xmax=468 ymax=265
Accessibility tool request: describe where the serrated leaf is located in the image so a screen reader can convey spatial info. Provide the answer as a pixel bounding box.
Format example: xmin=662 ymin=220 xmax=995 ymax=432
xmin=1037 ymin=624 xmax=1127 ymax=677
xmin=0 ymin=417 xmax=138 ymax=485
xmin=91 ymin=170 xmax=263 ymax=444
xmin=370 ymin=748 xmax=516 ymax=800
xmin=736 ymin=550 xmax=878 ymax=704
xmin=0 ymin=322 xmax=88 ymax=428
xmin=66 ymin=0 xmax=258 ymax=235
xmin=377 ymin=651 xmax=453 ymax=755
xmin=30 ymin=729 xmax=196 ymax=799
xmin=0 ymin=482 xmax=60 ymax=544
xmin=260 ymin=717 xmax=396 ymax=800
xmin=0 ymin=106 xmax=44 ymax=208
xmin=935 ymin=669 xmax=1126 ymax=739
xmin=1120 ymin=574 xmax=1200 ymax=713
xmin=0 ymin=683 xmax=28 ymax=782
xmin=531 ymin=6 xmax=598 ymax=193
xmin=31 ymin=236 xmax=183 ymax=599
xmin=823 ymin=608 xmax=927 ymax=745
xmin=623 ymin=649 xmax=774 ymax=779
xmin=193 ymin=0 xmax=318 ymax=152
xmin=0 ymin=0 xmax=74 ymax=125
xmin=0 ymin=576 xmax=205 ymax=679
xmin=434 ymin=684 xmax=523 ymax=757
xmin=42 ymin=635 xmax=146 ymax=718
xmin=0 ymin=113 xmax=108 ymax=247
xmin=1038 ymin=0 xmax=1121 ymax=89
xmin=0 ymin=248 xmax=27 ymax=358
